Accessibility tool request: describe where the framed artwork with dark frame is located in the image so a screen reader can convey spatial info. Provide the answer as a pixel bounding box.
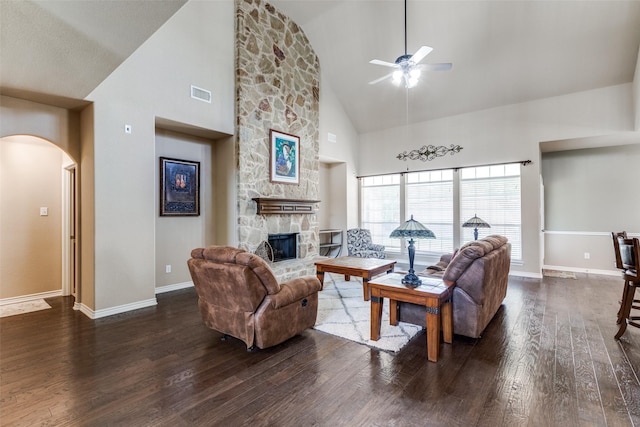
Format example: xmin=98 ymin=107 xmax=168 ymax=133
xmin=269 ymin=129 xmax=300 ymax=185
xmin=159 ymin=157 xmax=200 ymax=216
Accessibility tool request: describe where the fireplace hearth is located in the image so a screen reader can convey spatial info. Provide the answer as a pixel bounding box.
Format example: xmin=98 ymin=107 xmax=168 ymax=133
xmin=268 ymin=233 xmax=299 ymax=262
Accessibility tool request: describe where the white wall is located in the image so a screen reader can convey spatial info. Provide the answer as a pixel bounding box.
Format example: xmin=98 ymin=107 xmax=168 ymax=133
xmin=318 ymin=74 xmax=360 ymax=238
xmin=84 ymin=1 xmax=234 ymax=313
xmin=542 ymin=144 xmax=640 ymax=273
xmin=358 ymin=84 xmax=637 ymax=276
xmin=634 ymin=45 xmax=640 ymax=131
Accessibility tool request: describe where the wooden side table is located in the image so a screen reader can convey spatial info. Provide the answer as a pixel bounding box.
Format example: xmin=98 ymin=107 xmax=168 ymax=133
xmin=368 ymin=273 xmax=453 ymax=362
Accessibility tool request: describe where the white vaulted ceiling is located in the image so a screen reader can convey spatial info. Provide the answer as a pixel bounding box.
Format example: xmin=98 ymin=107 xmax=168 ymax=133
xmin=2 ymin=0 xmax=640 ymax=135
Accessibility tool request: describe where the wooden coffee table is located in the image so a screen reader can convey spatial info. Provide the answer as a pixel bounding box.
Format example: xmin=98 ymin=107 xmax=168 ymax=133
xmin=314 ymin=256 xmax=396 ymax=300
xmin=368 ymin=273 xmax=453 ymax=362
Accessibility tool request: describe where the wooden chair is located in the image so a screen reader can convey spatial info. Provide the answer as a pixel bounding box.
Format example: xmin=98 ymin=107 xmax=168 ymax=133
xmin=612 ymin=232 xmax=640 ymax=324
xmin=612 ymin=231 xmax=627 ymax=270
xmin=614 ymin=237 xmax=640 ymax=339
xmin=613 ymin=232 xmax=633 ymax=323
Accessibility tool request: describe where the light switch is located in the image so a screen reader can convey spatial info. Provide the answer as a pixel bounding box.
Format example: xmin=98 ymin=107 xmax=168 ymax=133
xmin=40 ymin=207 xmax=48 ymax=216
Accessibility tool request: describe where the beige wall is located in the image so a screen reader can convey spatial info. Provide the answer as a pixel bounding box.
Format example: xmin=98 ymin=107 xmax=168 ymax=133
xmin=318 ymin=163 xmax=331 ymax=230
xmin=0 ymin=136 xmax=63 ymax=299
xmin=542 ymin=144 xmax=640 ymax=273
xmin=0 ymin=96 xmax=82 ymax=301
xmin=84 ymin=1 xmax=234 ymax=313
xmin=317 ymin=72 xmax=360 ymax=251
xmin=318 ymin=162 xmax=350 ymax=256
xmin=155 ymin=128 xmax=215 ymax=289
xmin=358 ymin=84 xmax=637 ymax=276
xmin=79 ymin=104 xmax=95 ymax=309
xmin=0 ymin=96 xmax=81 ymax=162
xmin=634 ymin=45 xmax=640 ymax=131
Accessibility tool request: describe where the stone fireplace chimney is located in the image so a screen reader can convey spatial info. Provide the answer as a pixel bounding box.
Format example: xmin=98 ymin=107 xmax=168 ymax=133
xmin=235 ymin=0 xmax=321 ymax=281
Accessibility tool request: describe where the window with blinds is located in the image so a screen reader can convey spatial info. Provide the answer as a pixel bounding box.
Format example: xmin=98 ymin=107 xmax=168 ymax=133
xmin=359 ymin=162 xmax=523 ymax=261
xmin=361 ymin=175 xmax=401 ymax=251
xmin=460 ymin=164 xmax=522 ymax=259
xmin=406 ymin=170 xmax=454 ymax=254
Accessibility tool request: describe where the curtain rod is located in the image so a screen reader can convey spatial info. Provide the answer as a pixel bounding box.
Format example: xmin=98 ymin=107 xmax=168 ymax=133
xmin=356 ymin=160 xmax=532 ymax=179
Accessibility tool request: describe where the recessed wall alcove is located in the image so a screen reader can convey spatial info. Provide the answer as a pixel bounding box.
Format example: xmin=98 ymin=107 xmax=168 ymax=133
xmin=154 ymin=118 xmax=234 ymax=290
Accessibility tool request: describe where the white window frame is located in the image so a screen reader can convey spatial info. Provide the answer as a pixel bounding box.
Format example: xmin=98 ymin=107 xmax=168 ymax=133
xmin=359 ymin=162 xmax=523 ymax=261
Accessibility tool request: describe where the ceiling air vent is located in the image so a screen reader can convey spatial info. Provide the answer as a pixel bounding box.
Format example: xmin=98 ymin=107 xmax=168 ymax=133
xmin=191 ymin=85 xmax=212 ymax=103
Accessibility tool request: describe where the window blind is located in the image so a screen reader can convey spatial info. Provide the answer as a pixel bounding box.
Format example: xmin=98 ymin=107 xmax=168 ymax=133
xmin=361 ymin=175 xmax=401 ymax=250
xmin=460 ymin=164 xmax=522 ymax=259
xmin=406 ymin=170 xmax=454 ymax=254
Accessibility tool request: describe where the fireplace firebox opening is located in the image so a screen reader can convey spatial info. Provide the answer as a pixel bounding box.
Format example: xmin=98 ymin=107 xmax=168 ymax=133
xmin=268 ymin=233 xmax=299 ymax=262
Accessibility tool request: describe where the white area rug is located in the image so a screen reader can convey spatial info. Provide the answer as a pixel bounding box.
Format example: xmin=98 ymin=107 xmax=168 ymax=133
xmin=0 ymin=299 xmax=52 ymax=318
xmin=314 ymin=273 xmax=423 ymax=352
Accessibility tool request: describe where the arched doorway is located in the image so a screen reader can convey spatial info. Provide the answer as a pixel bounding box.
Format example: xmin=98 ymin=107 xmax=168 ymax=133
xmin=0 ymin=135 xmax=78 ymax=302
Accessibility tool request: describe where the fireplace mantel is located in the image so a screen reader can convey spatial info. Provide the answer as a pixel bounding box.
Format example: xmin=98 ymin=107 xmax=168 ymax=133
xmin=252 ymin=198 xmax=320 ymax=215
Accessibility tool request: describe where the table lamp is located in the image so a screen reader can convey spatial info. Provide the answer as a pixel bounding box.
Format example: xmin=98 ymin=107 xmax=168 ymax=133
xmin=389 ymin=215 xmax=436 ymax=288
xmin=462 ymin=214 xmax=490 ymax=240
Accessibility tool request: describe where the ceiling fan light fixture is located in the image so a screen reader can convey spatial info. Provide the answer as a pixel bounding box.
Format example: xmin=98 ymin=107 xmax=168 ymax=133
xmin=368 ymin=0 xmax=451 ymax=88
xmin=406 ymin=75 xmax=419 ymax=88
xmin=392 ymin=70 xmax=403 ymax=85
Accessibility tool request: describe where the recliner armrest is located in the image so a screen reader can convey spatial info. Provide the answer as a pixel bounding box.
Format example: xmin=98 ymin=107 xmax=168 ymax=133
xmin=268 ymin=276 xmax=322 ymax=309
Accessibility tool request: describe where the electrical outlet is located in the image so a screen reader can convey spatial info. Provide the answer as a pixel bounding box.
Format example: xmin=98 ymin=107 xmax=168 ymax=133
xmin=165 ymin=264 xmax=171 ymax=273
xmin=584 ymin=252 xmax=590 ymax=260
xmin=40 ymin=207 xmax=48 ymax=216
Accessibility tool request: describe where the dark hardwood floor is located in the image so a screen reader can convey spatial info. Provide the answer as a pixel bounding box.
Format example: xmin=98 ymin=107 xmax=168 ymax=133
xmin=1 ymin=273 xmax=639 ymax=426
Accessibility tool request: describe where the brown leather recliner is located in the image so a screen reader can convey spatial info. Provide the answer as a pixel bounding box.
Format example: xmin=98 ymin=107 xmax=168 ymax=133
xmin=398 ymin=235 xmax=511 ymax=338
xmin=187 ymin=246 xmax=321 ymax=350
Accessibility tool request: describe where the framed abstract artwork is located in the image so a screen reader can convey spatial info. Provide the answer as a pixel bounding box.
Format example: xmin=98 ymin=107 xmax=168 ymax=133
xmin=269 ymin=129 xmax=300 ymax=185
xmin=159 ymin=157 xmax=200 ymax=216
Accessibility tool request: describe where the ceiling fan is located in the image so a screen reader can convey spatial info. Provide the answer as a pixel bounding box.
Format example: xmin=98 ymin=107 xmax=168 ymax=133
xmin=369 ymin=0 xmax=452 ymax=88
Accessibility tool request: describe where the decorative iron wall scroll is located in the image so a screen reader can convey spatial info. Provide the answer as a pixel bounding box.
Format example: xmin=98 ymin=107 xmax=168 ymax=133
xmin=396 ymin=144 xmax=463 ymax=162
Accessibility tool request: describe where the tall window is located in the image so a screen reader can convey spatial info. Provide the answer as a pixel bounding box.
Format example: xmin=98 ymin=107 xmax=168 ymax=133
xmin=406 ymin=170 xmax=454 ymax=254
xmin=360 ymin=162 xmax=523 ymax=261
xmin=460 ymin=164 xmax=521 ymax=259
xmin=361 ymin=175 xmax=401 ymax=251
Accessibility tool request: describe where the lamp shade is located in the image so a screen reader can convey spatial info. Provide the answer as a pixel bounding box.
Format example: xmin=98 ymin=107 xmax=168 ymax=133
xmin=389 ymin=215 xmax=435 ymax=288
xmin=462 ymin=214 xmax=490 ymax=240
xmin=462 ymin=215 xmax=491 ymax=229
xmin=389 ymin=215 xmax=436 ymax=239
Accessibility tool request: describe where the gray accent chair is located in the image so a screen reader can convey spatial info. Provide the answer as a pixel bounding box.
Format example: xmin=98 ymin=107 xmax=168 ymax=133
xmin=347 ymin=228 xmax=386 ymax=259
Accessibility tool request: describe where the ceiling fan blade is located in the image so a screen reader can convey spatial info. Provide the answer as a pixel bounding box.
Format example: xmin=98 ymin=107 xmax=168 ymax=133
xmin=368 ymin=72 xmax=394 ymax=85
xmin=369 ymin=59 xmax=399 ymax=68
xmin=420 ymin=62 xmax=453 ymax=71
xmin=409 ymin=46 xmax=433 ymax=64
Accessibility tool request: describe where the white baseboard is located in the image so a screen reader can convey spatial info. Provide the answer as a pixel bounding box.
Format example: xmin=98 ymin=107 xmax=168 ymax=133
xmin=76 ymin=298 xmax=158 ymax=319
xmin=509 ymin=271 xmax=543 ymax=279
xmin=0 ymin=290 xmax=62 ymax=306
xmin=543 ymin=265 xmax=620 ymax=277
xmin=155 ymin=281 xmax=194 ymax=294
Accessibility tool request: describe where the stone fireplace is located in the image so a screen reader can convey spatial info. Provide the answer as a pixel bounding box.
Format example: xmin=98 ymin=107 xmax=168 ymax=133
xmin=235 ymin=0 xmax=320 ymax=281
